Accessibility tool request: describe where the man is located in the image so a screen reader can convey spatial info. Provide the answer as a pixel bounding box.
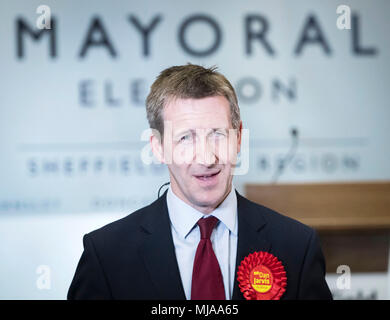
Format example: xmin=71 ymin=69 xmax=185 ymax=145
xmin=68 ymin=64 xmax=332 ymax=300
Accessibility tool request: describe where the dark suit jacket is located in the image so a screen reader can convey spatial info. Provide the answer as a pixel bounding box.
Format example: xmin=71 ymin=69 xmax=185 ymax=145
xmin=67 ymin=190 xmax=332 ymax=300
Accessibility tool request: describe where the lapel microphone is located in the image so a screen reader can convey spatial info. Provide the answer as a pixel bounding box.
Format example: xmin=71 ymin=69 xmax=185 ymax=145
xmin=157 ymin=182 xmax=171 ymax=198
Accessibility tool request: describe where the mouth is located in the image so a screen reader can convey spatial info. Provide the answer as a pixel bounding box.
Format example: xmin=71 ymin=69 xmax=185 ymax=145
xmin=193 ymin=170 xmax=221 ymax=183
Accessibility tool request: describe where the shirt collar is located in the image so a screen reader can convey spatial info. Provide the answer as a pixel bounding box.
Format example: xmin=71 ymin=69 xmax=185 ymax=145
xmin=166 ymin=185 xmax=238 ymax=239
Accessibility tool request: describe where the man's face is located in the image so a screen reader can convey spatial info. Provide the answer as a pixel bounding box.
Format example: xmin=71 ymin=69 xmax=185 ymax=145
xmin=151 ymin=95 xmax=242 ymax=214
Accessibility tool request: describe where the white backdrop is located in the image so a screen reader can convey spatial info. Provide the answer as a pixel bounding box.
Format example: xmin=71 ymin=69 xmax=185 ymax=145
xmin=0 ymin=0 xmax=389 ymax=299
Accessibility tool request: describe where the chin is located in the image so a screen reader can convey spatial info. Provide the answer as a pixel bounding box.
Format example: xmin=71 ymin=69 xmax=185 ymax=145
xmin=191 ymin=188 xmax=225 ymax=207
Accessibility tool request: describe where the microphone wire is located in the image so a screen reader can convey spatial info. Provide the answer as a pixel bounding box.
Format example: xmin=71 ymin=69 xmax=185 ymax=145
xmin=157 ymin=181 xmax=171 ymax=198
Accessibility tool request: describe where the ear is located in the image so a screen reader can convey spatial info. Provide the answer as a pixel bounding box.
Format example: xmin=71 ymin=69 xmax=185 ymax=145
xmin=150 ymin=130 xmax=165 ymax=164
xmin=237 ymin=121 xmax=243 ymax=154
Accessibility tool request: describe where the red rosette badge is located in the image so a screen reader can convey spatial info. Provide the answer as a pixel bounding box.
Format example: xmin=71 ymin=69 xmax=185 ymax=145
xmin=237 ymin=251 xmax=287 ymax=300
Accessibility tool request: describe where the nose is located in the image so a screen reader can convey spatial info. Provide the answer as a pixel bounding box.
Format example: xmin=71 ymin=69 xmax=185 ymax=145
xmin=194 ymin=136 xmax=217 ymax=166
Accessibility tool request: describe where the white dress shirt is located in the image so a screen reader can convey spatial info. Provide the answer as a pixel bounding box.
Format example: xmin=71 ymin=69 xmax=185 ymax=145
xmin=166 ymin=185 xmax=238 ymax=300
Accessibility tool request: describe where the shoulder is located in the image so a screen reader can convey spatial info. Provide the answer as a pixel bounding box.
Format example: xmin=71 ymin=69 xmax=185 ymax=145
xmin=237 ymin=194 xmax=331 ymax=299
xmin=237 ymin=193 xmax=321 ymax=280
xmin=84 ymin=194 xmax=165 ymax=245
xmin=237 ymin=193 xmax=314 ymax=242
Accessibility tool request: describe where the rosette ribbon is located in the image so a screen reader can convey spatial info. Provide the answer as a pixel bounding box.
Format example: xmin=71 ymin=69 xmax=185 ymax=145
xmin=237 ymin=251 xmax=287 ymax=300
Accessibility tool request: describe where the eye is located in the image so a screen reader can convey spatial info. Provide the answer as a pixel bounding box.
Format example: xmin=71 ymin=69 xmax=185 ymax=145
xmin=213 ymin=130 xmax=227 ymax=138
xmin=179 ymin=134 xmax=193 ymax=143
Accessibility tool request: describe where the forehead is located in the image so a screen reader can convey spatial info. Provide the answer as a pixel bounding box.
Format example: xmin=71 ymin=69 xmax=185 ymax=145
xmin=163 ymin=96 xmax=232 ymax=130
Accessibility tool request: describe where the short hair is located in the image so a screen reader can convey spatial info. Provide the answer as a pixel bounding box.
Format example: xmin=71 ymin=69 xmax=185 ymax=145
xmin=146 ymin=63 xmax=241 ymax=137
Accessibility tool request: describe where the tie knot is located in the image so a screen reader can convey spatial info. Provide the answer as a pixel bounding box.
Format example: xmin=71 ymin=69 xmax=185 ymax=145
xmin=197 ymin=216 xmax=219 ymax=239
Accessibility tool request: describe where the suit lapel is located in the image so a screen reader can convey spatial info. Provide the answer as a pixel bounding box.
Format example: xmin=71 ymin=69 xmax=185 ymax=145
xmin=232 ymin=191 xmax=272 ymax=300
xmin=138 ymin=191 xmax=186 ymax=299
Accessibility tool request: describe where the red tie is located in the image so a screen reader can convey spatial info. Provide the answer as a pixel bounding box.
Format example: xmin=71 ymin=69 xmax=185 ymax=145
xmin=191 ymin=216 xmax=226 ymax=300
